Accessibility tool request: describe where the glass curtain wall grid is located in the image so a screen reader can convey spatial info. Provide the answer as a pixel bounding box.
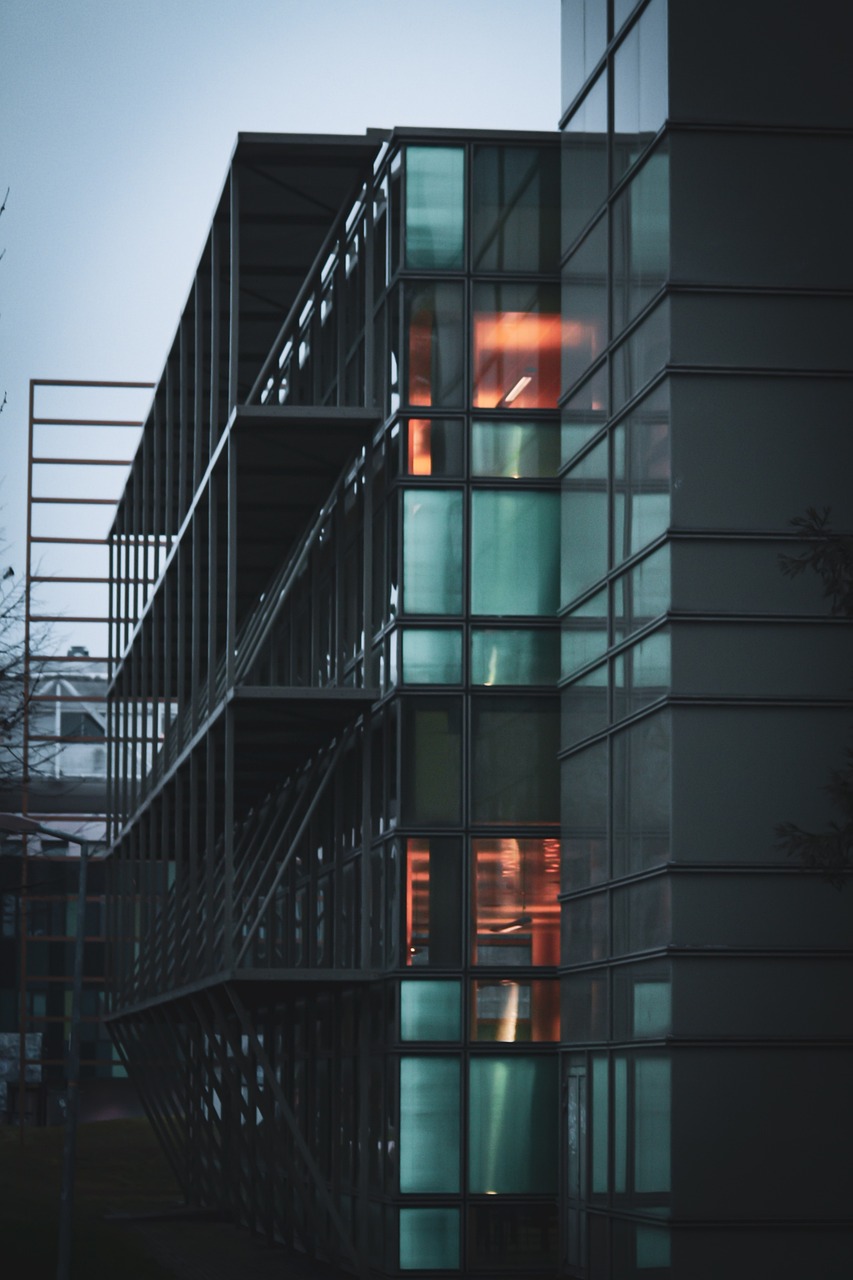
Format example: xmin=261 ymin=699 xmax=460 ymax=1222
xmin=105 ymin=129 xmax=569 ymax=1277
xmin=559 ymin=3 xmax=853 ymax=1278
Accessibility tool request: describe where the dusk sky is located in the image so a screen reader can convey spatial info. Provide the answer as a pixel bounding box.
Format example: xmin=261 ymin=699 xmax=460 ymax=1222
xmin=1 ymin=0 xmax=560 ymax=573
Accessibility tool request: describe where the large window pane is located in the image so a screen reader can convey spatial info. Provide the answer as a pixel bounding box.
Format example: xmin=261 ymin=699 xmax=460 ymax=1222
xmin=405 ymin=147 xmax=464 ymax=269
xmin=401 ymin=699 xmax=462 ymax=824
xmin=471 ymin=699 xmax=560 ymax=824
xmin=613 ymin=0 xmax=668 ymax=180
xmin=468 ymin=1056 xmax=558 ymax=1192
xmin=406 ymin=282 xmax=464 ymax=407
xmin=562 ymin=586 xmax=608 ymax=679
xmin=612 ymin=710 xmax=671 ymax=876
xmin=405 ymin=837 xmax=462 ymax=967
xmin=472 ymin=491 xmax=559 ymax=616
xmin=561 ymin=0 xmax=608 ymax=113
xmin=611 ymin=297 xmax=669 ymax=414
xmin=635 ymin=1056 xmax=671 ymax=1192
xmin=562 ymin=364 xmax=608 ymax=466
xmin=561 ymin=437 xmax=608 ymax=607
xmin=562 ymin=70 xmax=608 ymax=250
xmin=473 ymin=283 xmax=561 ymax=409
xmin=402 ymin=489 xmax=462 ymax=615
xmin=612 ymin=544 xmax=671 ymax=644
xmin=405 ymin=417 xmax=463 ymax=476
xmin=612 ymin=145 xmax=669 ymax=338
xmin=561 ymin=738 xmax=608 ymax=891
xmin=473 ymin=145 xmax=560 ymax=273
xmin=400 ymin=1057 xmax=460 ymax=1192
xmin=472 ymin=420 xmax=560 ymax=478
xmin=472 ymin=837 xmax=560 ymax=965
xmin=563 ymin=215 xmax=608 ymax=394
xmin=471 ymin=628 xmax=560 ymax=686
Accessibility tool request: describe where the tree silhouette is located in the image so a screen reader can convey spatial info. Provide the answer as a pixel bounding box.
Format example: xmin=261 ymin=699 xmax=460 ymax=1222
xmin=776 ymin=508 xmax=853 ymax=887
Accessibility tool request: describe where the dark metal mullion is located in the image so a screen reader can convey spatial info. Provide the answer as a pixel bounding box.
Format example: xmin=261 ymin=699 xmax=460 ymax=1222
xmin=228 ymin=164 xmax=240 ymax=412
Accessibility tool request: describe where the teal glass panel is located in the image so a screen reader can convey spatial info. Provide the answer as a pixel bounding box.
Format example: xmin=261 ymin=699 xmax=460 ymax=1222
xmin=401 ymin=629 xmax=462 ymax=683
xmin=635 ymin=1056 xmax=671 ymax=1192
xmin=471 ymin=491 xmax=559 ymax=616
xmin=612 ymin=545 xmax=670 ymax=644
xmin=612 ymin=144 xmax=670 ymax=339
xmin=562 ymin=662 xmax=608 ymax=749
xmin=611 ymin=297 xmax=669 ymax=414
xmin=612 ymin=384 xmax=670 ymax=566
xmin=591 ymin=1054 xmax=608 ymax=1193
xmin=405 ymin=147 xmax=464 ymax=269
xmin=636 ymin=1224 xmax=671 ymax=1269
xmin=612 ymin=628 xmax=671 ymax=723
xmin=633 ymin=980 xmax=672 ymax=1037
xmin=471 ymin=628 xmax=559 ymax=686
xmin=400 ymin=980 xmax=461 ymax=1041
xmin=468 ymin=1056 xmax=558 ymax=1193
xmin=614 ymin=1056 xmax=628 ymax=1194
xmin=472 ymin=420 xmax=560 ymax=478
xmin=400 ymin=1057 xmax=460 ymax=1192
xmin=473 ymin=146 xmax=560 ymax=273
xmin=403 ymin=489 xmax=463 ymax=615
xmin=399 ymin=1207 xmax=460 ymax=1270
xmin=562 ymin=586 xmax=608 ymax=678
xmin=561 ymin=437 xmax=608 ymax=608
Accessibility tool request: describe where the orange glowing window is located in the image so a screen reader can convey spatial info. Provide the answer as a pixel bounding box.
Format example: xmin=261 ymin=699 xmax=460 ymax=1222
xmin=406 ymin=838 xmax=431 ymax=964
xmin=473 ymin=311 xmax=562 ymax=409
xmin=408 ymin=419 xmax=433 ymax=474
xmin=472 ymin=837 xmax=560 ymax=966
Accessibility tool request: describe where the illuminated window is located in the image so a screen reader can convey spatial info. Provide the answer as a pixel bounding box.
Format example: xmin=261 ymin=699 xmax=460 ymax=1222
xmin=405 ymin=838 xmax=462 ymax=967
xmin=471 ymin=978 xmax=559 ymax=1041
xmin=473 ymin=284 xmax=561 ymax=409
xmin=472 ymin=837 xmax=560 ymax=965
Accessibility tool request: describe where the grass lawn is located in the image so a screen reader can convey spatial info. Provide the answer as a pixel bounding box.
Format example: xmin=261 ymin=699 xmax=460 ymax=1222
xmin=0 ymin=1118 xmax=183 ymax=1278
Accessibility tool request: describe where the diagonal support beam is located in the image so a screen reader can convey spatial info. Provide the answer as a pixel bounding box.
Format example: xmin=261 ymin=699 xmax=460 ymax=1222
xmin=223 ymin=983 xmax=365 ymax=1278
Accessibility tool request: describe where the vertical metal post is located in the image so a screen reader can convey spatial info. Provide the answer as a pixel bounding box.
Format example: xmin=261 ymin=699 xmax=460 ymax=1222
xmin=55 ymin=837 xmax=89 ymax=1280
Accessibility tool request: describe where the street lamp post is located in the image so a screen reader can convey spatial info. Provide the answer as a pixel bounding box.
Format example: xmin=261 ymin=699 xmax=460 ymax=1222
xmin=0 ymin=812 xmax=99 ymax=1280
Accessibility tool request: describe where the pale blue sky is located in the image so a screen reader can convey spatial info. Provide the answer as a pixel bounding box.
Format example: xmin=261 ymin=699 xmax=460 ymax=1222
xmin=1 ymin=0 xmax=560 ymax=570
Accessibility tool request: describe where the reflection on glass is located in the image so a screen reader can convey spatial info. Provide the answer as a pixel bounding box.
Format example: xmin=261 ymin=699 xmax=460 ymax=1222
xmin=633 ymin=979 xmax=672 ymax=1037
xmin=562 ymin=70 xmax=608 ymax=250
xmin=471 ymin=420 xmax=560 ymax=478
xmin=405 ymin=417 xmax=463 ymax=476
xmin=562 ymin=662 xmax=608 ymax=749
xmin=471 ymin=628 xmax=560 ymax=686
xmin=561 ymin=437 xmax=608 ymax=608
xmin=562 ymin=215 xmax=608 ymax=394
xmin=472 ymin=978 xmax=559 ymax=1041
xmin=612 ymin=628 xmax=671 ymax=723
xmin=401 ymin=980 xmax=461 ymax=1041
xmin=612 ymin=544 xmax=671 ymax=644
xmin=472 ymin=837 xmax=560 ymax=965
xmin=613 ymin=0 xmax=668 ymax=179
xmin=405 ymin=147 xmax=464 ymax=269
xmin=561 ymin=0 xmax=608 ymax=113
xmin=473 ymin=284 xmax=561 ymax=409
xmin=469 ymin=1056 xmax=558 ymax=1193
xmin=471 ymin=700 xmax=560 ymax=823
xmin=591 ymin=1054 xmax=608 ymax=1193
xmin=473 ymin=146 xmax=560 ymax=273
xmin=401 ymin=629 xmax=462 ymax=684
xmin=562 ymin=586 xmax=608 ymax=679
xmin=635 ymin=1056 xmax=671 ymax=1191
xmin=611 ymin=712 xmax=671 ymax=876
xmin=406 ymin=283 xmax=464 ymax=407
xmin=400 ymin=1057 xmax=460 ymax=1191
xmin=611 ymin=298 xmax=669 ymax=415
xmin=614 ymin=376 xmax=666 ymax=563
xmin=471 ymin=491 xmax=559 ymax=616
xmin=562 ymin=364 xmax=608 ymax=465
xmin=405 ymin=838 xmax=462 ymax=967
xmin=561 ymin=739 xmax=608 ymax=891
xmin=402 ymin=489 xmax=462 ymax=614
xmin=611 ymin=146 xmax=669 ymax=339
xmin=399 ymin=1207 xmax=460 ymax=1270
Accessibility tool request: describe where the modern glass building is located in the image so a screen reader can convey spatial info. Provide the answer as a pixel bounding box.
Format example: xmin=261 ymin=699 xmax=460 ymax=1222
xmin=103 ymin=4 xmax=853 ymax=1277
xmin=105 ymin=128 xmax=566 ymax=1276
xmin=559 ymin=1 xmax=853 ymax=1277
